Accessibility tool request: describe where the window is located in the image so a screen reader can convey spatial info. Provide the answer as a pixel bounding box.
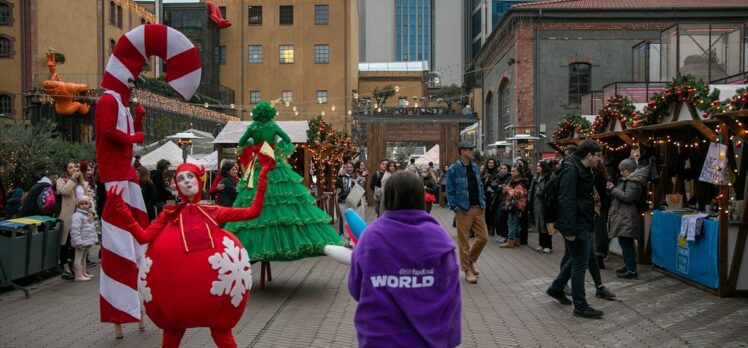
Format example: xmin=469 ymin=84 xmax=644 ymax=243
xmin=314 ymin=5 xmax=329 ymax=25
xmin=282 ymin=90 xmax=293 ymax=104
xmin=250 ymin=91 xmax=261 ymax=104
xmin=279 ymin=45 xmax=294 ymax=64
xmin=248 ymin=6 xmax=262 ymax=25
xmin=568 ymin=63 xmax=591 ymax=107
xmin=0 ymin=37 xmax=9 ymax=57
xmin=0 ymin=94 xmax=10 ymax=115
xmin=214 ymin=46 xmax=226 ymax=65
xmin=219 ymin=6 xmax=227 ymax=19
xmin=316 ymin=90 xmax=328 ymax=104
xmin=398 ymin=97 xmax=407 ymax=107
xmin=0 ymin=3 xmax=10 ymax=25
xmin=248 ymin=45 xmax=263 ymax=63
xmin=279 ymin=5 xmax=293 ymax=25
xmin=109 ymin=1 xmax=116 ymax=25
xmin=109 ymin=39 xmax=116 ymax=56
xmin=314 ymin=44 xmax=329 ymax=64
xmin=485 ymin=92 xmax=494 ymax=142
xmin=141 ymin=18 xmax=146 ymax=25
xmin=117 ymin=5 xmax=123 ymax=28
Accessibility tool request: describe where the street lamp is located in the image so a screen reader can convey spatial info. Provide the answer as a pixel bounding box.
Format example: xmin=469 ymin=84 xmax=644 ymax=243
xmin=507 ymin=134 xmax=540 ymax=159
xmin=167 ymin=132 xmax=202 ymax=163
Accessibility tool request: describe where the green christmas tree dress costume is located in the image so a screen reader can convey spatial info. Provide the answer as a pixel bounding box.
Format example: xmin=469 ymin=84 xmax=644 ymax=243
xmin=226 ymin=102 xmax=344 ymax=261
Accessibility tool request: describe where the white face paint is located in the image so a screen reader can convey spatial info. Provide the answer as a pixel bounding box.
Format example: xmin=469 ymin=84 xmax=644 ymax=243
xmin=176 ymin=171 xmax=199 ymax=199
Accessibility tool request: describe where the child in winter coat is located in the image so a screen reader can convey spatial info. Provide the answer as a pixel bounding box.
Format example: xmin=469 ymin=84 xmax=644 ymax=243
xmin=70 ymin=196 xmax=98 ymax=281
xmin=500 ymin=166 xmax=528 ymax=249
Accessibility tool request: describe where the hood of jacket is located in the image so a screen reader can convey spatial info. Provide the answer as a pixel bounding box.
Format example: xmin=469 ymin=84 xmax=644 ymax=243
xmin=626 ymin=166 xmax=649 ymax=186
xmin=38 ymin=176 xmax=52 ymax=185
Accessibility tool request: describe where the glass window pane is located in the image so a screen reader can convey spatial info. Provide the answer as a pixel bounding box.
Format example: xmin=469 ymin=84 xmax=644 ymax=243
xmin=248 ymin=6 xmax=262 ymax=25
xmin=315 ymin=5 xmax=329 ymax=25
xmin=248 ymin=45 xmax=263 ymax=63
xmin=569 ymin=63 xmax=591 ymax=107
xmin=0 ymin=95 xmax=10 ymax=114
xmin=250 ymin=91 xmax=261 ymax=104
xmin=315 ymin=44 xmax=329 ymax=64
xmin=280 ymin=5 xmax=293 ymax=25
xmin=709 ymin=23 xmax=742 ymax=81
xmin=317 ymin=90 xmax=328 ymax=104
xmin=0 ymin=37 xmax=10 ymax=57
xmin=0 ymin=4 xmax=10 ymax=25
xmin=679 ymin=24 xmax=710 ymax=81
xmin=279 ymin=45 xmax=294 ymax=64
xmin=282 ymin=91 xmax=292 ymax=103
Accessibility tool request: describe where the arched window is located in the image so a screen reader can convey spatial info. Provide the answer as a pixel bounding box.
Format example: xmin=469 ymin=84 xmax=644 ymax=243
xmin=498 ymin=79 xmax=510 ymax=138
xmin=0 ymin=94 xmax=11 ymax=115
xmin=0 ymin=36 xmax=10 ymax=57
xmin=485 ymin=91 xmax=494 ymax=143
xmin=0 ymin=3 xmax=11 ymax=26
xmin=569 ymin=63 xmax=591 ymax=107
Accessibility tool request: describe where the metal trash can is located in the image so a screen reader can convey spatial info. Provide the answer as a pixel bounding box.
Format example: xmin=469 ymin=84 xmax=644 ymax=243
xmin=0 ymin=221 xmax=30 ymax=290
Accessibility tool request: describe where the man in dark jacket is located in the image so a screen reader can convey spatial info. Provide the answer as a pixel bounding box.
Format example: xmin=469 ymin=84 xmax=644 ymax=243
xmin=151 ymin=159 xmax=174 ymax=213
xmin=546 ymin=139 xmax=605 ymax=319
xmin=369 ymin=159 xmax=388 ymax=217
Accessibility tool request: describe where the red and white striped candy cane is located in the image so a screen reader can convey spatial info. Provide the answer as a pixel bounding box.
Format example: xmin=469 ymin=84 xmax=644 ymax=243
xmin=98 ymin=24 xmax=201 ymax=324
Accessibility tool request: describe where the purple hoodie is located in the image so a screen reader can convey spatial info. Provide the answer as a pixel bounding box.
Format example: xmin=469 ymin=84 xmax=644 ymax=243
xmin=348 ymin=210 xmax=461 ymax=348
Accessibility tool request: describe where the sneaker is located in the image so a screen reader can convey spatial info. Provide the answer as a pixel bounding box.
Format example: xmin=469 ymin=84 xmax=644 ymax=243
xmin=546 ymin=288 xmax=572 ymax=305
xmin=465 ymin=271 xmax=478 ymax=284
xmin=573 ymin=306 xmax=604 ymax=319
xmin=496 ymin=236 xmax=507 ymax=243
xmin=615 ymin=267 xmax=628 ymax=275
xmin=61 ymin=271 xmax=74 ymax=281
xmin=542 ymin=248 xmax=552 ymax=253
xmin=595 ymin=286 xmax=616 ymax=300
xmin=535 ymin=246 xmax=544 ymax=252
xmin=618 ymin=272 xmax=639 ymax=280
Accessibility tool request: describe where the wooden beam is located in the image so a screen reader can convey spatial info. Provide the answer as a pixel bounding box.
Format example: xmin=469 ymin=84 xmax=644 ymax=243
xmin=694 ymin=120 xmax=718 ymax=142
xmin=617 ymin=132 xmax=634 ymax=146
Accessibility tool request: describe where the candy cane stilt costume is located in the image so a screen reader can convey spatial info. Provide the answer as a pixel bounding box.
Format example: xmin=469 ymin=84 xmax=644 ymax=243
xmin=96 ymin=24 xmax=201 ymax=329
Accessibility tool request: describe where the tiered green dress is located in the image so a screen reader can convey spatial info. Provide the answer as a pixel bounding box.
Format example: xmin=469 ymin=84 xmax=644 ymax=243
xmin=225 ymin=116 xmax=344 ymax=262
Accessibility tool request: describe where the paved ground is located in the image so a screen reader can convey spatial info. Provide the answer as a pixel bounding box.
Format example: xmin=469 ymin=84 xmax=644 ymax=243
xmin=2 ymin=206 xmax=748 ymax=347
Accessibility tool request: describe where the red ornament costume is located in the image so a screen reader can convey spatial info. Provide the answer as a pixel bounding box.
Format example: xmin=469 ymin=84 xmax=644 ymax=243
xmin=105 ymin=149 xmax=275 ymax=348
xmin=96 ymin=24 xmax=201 ymax=325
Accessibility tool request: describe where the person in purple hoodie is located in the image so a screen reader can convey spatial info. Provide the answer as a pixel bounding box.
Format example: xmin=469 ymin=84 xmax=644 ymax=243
xmin=348 ymin=171 xmax=461 ymax=348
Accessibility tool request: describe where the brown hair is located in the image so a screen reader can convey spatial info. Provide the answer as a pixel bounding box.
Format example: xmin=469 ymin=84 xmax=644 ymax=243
xmin=384 ymin=171 xmax=425 ymax=212
xmin=137 ymin=166 xmax=151 ymax=184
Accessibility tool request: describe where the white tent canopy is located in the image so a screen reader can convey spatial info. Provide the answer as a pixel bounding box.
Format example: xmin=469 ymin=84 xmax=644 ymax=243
xmin=139 ymin=140 xmax=200 ymax=170
xmin=193 ymin=151 xmax=219 ymax=171
xmin=414 ymin=144 xmax=439 ymax=168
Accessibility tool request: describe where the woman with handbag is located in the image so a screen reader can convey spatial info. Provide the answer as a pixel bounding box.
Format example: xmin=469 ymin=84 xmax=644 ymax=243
xmin=423 ymin=171 xmax=438 ymax=213
xmin=337 ymin=162 xmax=365 ymax=236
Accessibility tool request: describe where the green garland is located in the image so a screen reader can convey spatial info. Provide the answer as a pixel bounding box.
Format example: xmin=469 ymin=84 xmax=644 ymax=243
xmin=552 ymin=112 xmax=591 ymax=141
xmin=643 ymin=74 xmax=721 ymax=122
xmin=592 ymin=95 xmax=638 ymax=133
xmin=306 ymin=115 xmax=352 ymax=147
xmin=715 ymin=87 xmax=748 ymax=114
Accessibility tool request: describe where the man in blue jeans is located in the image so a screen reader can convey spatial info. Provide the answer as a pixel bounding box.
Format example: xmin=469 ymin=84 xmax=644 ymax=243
xmin=546 ymin=139 xmax=605 ymax=319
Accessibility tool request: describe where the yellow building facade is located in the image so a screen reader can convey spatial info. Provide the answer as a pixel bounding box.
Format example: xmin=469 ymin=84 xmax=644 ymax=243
xmin=0 ymin=0 xmax=154 ymax=124
xmin=213 ymin=0 xmax=359 ymax=132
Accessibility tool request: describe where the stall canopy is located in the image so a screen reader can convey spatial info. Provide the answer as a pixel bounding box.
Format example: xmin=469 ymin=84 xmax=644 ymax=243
xmin=414 ymin=144 xmax=440 ymax=168
xmin=193 ymin=151 xmax=218 ymax=171
xmin=139 ymin=140 xmax=200 ymax=170
xmin=211 ymin=121 xmax=309 ymax=145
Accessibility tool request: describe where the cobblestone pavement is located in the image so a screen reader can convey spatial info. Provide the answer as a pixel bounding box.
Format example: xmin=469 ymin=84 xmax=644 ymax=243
xmin=2 ymin=206 xmax=748 ymax=347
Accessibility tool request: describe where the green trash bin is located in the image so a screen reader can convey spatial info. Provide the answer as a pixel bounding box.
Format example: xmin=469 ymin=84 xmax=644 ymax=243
xmin=26 ymin=216 xmax=62 ymax=271
xmin=0 ymin=221 xmax=30 ymax=283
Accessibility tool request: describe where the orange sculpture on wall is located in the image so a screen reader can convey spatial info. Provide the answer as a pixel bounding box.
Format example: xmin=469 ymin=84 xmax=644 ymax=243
xmin=42 ymin=52 xmax=91 ymax=116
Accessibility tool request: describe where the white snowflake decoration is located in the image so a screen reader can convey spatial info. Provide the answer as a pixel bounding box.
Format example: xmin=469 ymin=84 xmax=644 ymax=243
xmin=138 ymin=256 xmax=153 ymax=303
xmin=208 ymin=237 xmax=252 ymax=307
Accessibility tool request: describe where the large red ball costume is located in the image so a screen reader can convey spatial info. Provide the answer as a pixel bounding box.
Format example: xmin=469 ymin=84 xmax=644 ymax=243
xmin=106 ymin=154 xmax=275 ymax=348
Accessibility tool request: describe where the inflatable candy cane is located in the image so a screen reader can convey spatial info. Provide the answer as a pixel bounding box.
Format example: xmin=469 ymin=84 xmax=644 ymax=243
xmin=96 ymin=24 xmax=201 ymax=333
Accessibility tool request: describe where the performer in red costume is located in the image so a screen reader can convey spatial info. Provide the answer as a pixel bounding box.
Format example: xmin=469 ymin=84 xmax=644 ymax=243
xmin=104 ymin=144 xmax=275 ymax=348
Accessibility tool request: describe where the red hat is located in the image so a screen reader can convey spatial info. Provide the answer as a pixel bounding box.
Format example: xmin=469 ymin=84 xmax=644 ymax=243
xmin=79 ymin=160 xmax=89 ymax=173
xmin=174 ymin=163 xmax=205 ymax=204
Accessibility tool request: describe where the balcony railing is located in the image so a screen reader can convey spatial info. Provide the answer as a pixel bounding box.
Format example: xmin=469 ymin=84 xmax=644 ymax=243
xmin=33 ymin=73 xmax=102 ymax=89
xmin=602 ymin=81 xmax=668 ymax=105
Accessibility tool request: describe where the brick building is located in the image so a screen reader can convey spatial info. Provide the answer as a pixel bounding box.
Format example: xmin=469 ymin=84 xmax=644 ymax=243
xmin=474 ymin=0 xmax=748 ymax=159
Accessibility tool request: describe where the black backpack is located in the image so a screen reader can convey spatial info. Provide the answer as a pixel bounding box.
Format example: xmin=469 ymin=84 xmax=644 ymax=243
xmin=623 ymin=180 xmax=649 ymax=213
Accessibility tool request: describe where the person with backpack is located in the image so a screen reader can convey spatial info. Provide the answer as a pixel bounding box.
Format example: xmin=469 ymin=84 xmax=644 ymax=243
xmin=499 ymin=166 xmax=528 ymax=248
xmin=20 ymin=175 xmax=53 ymax=216
xmin=607 ymin=158 xmax=648 ymax=280
xmin=57 ymin=161 xmax=89 ymax=281
xmin=545 ymin=139 xmax=605 ymax=319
